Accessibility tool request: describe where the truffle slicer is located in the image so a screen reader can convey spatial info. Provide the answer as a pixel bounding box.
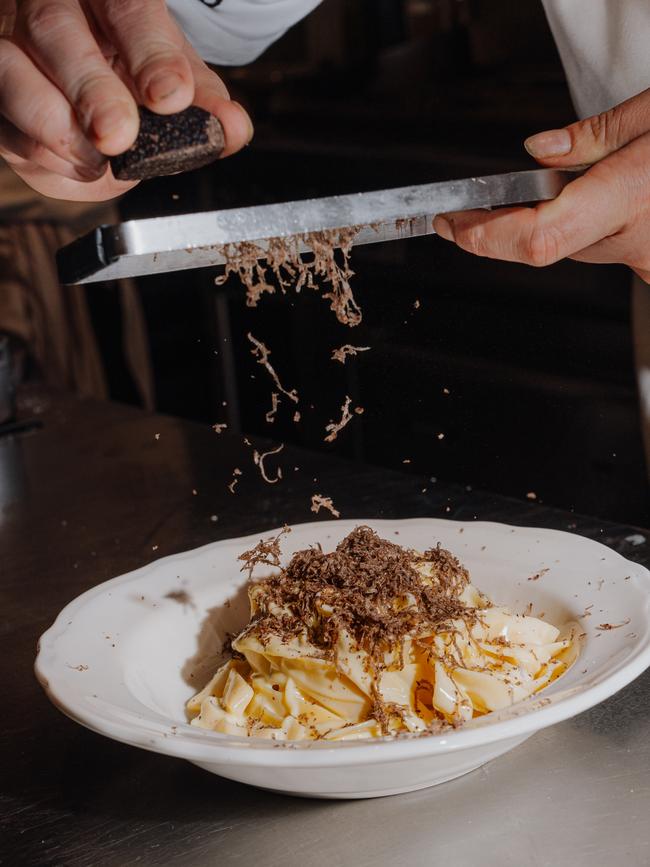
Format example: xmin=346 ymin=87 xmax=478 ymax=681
xmin=57 ymin=168 xmax=580 ymax=285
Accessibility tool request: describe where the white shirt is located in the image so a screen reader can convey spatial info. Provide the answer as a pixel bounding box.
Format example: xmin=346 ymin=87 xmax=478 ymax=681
xmin=169 ymin=0 xmax=650 ymax=118
xmin=541 ymin=0 xmax=650 ymax=117
xmin=167 ymin=0 xmax=322 ymax=66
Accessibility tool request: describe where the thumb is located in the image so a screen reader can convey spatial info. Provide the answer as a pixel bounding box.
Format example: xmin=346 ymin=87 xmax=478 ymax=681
xmin=523 ymin=86 xmax=650 ymax=166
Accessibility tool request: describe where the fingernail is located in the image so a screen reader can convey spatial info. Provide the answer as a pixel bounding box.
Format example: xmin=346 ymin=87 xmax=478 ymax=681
xmin=434 ymin=216 xmax=454 ymax=242
xmin=147 ymin=71 xmax=183 ymax=103
xmin=92 ymin=102 xmax=130 ymax=142
xmin=233 ymin=101 xmax=254 ymax=143
xmin=524 ymin=128 xmax=572 ymax=159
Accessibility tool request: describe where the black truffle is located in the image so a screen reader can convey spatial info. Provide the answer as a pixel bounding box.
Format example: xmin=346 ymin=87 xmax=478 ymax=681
xmin=110 ymin=106 xmax=225 ymax=181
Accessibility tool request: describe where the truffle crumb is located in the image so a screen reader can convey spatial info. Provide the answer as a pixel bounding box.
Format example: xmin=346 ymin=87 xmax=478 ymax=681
xmin=596 ymin=619 xmax=631 ymax=631
xmin=528 ymin=568 xmax=549 ymax=582
xmin=331 ymin=344 xmax=371 ymax=364
xmin=311 ymin=494 xmax=340 ymax=518
xmin=228 ymin=468 xmax=243 ymax=493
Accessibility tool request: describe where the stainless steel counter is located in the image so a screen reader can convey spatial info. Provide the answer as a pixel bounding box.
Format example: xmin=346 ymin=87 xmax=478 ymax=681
xmin=3 ymin=388 xmax=649 ymax=866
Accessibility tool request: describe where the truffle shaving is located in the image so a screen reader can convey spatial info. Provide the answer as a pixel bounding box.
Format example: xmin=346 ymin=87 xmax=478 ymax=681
xmin=311 ymin=494 xmax=340 ymax=518
xmin=253 ymin=444 xmax=284 ymax=484
xmin=265 ymin=393 xmax=280 ymax=424
xmin=216 ymin=228 xmax=362 ymax=327
xmin=331 ymin=344 xmax=371 ymax=364
xmin=247 ymin=333 xmax=299 ymax=404
xmin=324 ymin=396 xmax=354 ymax=443
xmin=239 ymin=526 xmax=470 ymax=665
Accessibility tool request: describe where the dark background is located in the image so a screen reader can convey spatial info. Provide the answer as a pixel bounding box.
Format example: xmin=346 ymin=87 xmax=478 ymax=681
xmin=91 ymin=0 xmax=649 ymax=527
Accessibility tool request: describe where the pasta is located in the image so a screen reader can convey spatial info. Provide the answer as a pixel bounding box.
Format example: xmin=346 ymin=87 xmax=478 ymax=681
xmin=187 ymin=527 xmax=580 ymax=741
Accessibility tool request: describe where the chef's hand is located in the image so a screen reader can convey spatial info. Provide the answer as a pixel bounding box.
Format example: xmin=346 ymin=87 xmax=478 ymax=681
xmin=0 ymin=0 xmax=253 ymax=201
xmin=434 ymin=87 xmax=650 ymax=284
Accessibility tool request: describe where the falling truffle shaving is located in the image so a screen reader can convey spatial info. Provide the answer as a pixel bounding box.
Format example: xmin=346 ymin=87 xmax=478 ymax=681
xmin=332 ymin=344 xmax=371 ymax=364
xmin=215 ymin=228 xmax=362 ymax=326
xmin=311 ymin=494 xmax=340 ymax=518
xmin=253 ymin=444 xmax=284 ymax=484
xmin=324 ymin=396 xmax=354 ymax=442
xmin=247 ymin=333 xmax=299 ymax=403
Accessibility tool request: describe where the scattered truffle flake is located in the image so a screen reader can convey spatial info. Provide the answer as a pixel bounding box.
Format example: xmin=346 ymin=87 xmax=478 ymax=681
xmin=247 ymin=333 xmax=299 ymax=404
xmin=596 ymin=619 xmax=631 ymax=631
xmin=253 ymin=443 xmax=284 ymax=484
xmin=528 ymin=568 xmax=549 ymax=582
xmin=311 ymin=494 xmax=340 ymax=518
xmin=331 ymin=344 xmax=371 ymax=364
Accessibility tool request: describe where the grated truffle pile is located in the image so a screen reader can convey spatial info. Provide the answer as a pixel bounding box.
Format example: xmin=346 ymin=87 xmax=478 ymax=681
xmin=237 ymin=526 xmax=473 ymax=662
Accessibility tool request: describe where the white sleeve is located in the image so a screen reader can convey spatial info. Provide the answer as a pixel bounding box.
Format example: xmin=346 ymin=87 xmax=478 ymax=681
xmin=167 ymin=0 xmax=323 ymax=66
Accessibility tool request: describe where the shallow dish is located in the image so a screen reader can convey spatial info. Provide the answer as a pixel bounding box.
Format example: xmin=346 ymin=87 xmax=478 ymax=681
xmin=35 ymin=519 xmax=650 ymax=799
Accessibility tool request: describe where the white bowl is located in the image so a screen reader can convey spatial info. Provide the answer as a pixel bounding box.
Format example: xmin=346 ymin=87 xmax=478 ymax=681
xmin=35 ymin=519 xmax=650 ymax=799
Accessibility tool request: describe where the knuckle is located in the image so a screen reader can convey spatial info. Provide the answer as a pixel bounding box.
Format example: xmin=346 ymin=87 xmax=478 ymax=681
xmin=586 ymin=108 xmax=621 ymax=150
xmin=102 ymin=0 xmax=178 ymax=39
xmin=22 ymin=0 xmax=71 ymax=38
xmin=134 ymin=42 xmax=186 ymax=77
xmin=524 ymin=225 xmax=561 ymax=268
xmin=458 ymin=223 xmax=487 ymax=257
xmin=101 ymin=0 xmax=144 ymax=21
xmin=73 ymin=69 xmax=120 ymax=115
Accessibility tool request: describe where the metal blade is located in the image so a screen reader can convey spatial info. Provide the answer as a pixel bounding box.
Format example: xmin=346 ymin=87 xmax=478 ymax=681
xmin=57 ymin=168 xmax=578 ymax=284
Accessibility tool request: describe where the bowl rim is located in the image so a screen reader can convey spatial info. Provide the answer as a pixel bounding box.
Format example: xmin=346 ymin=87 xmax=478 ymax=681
xmin=35 ymin=518 xmax=650 ymax=768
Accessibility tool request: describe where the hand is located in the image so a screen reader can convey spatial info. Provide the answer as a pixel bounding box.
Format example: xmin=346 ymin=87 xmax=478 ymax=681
xmin=433 ymin=87 xmax=650 ymax=284
xmin=0 ymin=0 xmax=253 ymax=202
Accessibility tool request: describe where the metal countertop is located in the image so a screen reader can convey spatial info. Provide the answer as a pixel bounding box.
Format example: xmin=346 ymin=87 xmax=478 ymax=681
xmin=2 ymin=388 xmax=648 ymax=866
